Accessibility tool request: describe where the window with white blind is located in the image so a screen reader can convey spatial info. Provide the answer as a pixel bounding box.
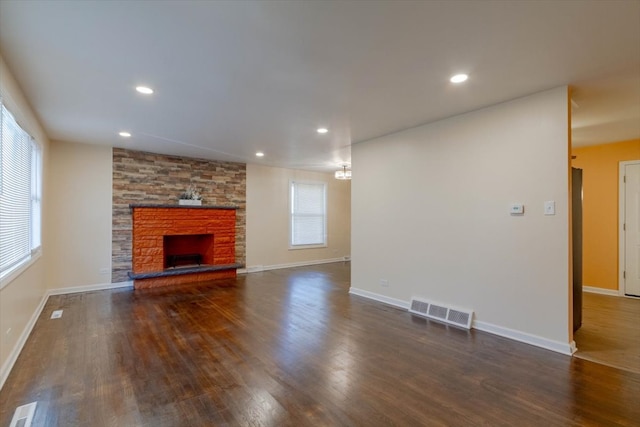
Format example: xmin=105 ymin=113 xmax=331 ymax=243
xmin=290 ymin=180 xmax=327 ymax=248
xmin=0 ymin=100 xmax=42 ymax=283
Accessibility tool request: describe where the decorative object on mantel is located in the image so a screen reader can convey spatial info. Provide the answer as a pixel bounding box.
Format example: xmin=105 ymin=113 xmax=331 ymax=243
xmin=335 ymin=164 xmax=352 ymax=180
xmin=179 ymin=184 xmax=203 ymax=205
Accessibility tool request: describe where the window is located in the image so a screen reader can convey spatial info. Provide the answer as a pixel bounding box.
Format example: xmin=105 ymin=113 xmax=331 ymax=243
xmin=0 ymin=100 xmax=42 ymax=282
xmin=290 ymin=181 xmax=327 ymax=248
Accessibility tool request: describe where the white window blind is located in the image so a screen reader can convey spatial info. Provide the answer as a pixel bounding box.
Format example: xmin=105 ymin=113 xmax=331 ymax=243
xmin=0 ymin=101 xmax=41 ymax=280
xmin=290 ymin=181 xmax=327 ymax=247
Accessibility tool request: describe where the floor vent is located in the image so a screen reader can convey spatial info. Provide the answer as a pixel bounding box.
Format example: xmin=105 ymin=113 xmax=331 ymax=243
xmin=409 ymin=297 xmax=473 ymax=329
xmin=10 ymin=402 xmax=37 ymax=427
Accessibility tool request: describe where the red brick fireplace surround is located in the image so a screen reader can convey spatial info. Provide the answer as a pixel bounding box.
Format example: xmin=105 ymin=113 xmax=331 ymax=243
xmin=128 ymin=205 xmax=243 ymax=289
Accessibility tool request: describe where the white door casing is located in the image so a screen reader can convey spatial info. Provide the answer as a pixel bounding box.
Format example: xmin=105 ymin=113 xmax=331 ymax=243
xmin=620 ymin=161 xmax=640 ymax=297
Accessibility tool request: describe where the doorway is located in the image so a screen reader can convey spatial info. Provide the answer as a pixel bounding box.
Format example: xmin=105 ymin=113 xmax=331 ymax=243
xmin=620 ymin=160 xmax=640 ymax=297
xmin=571 ymin=141 xmax=640 ymax=372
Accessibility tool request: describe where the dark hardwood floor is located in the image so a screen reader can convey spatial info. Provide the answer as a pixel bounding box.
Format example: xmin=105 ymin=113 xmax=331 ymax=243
xmin=1 ymin=262 xmax=639 ymax=426
xmin=574 ymin=292 xmax=640 ymax=373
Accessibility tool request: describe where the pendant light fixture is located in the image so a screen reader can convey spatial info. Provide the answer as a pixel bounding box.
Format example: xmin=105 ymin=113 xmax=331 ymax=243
xmin=335 ymin=165 xmax=352 ymax=180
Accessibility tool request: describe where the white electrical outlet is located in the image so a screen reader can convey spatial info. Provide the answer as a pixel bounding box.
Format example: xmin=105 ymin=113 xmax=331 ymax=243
xmin=50 ymin=310 xmax=63 ymax=319
xmin=380 ymin=279 xmax=389 ymax=287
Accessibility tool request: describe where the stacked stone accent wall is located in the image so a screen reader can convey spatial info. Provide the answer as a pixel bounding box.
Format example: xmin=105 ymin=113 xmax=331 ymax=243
xmin=112 ymin=148 xmax=246 ymax=282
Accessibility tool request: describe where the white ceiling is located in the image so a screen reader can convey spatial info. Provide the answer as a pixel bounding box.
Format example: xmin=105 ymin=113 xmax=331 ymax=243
xmin=0 ymin=1 xmax=638 ymax=171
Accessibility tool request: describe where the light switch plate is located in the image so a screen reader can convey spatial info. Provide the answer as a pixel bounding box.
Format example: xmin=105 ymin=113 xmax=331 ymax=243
xmin=544 ymin=201 xmax=555 ymax=215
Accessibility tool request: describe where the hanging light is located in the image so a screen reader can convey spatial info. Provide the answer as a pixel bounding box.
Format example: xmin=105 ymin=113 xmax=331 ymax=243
xmin=335 ymin=165 xmax=352 ymax=180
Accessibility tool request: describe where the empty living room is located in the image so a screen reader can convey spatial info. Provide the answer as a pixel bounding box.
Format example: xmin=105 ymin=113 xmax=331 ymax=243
xmin=0 ymin=1 xmax=639 ymax=426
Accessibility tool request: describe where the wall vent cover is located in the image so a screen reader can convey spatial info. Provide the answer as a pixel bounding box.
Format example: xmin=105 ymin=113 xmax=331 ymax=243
xmin=409 ymin=297 xmax=473 ymax=329
xmin=410 ymin=299 xmax=429 ymax=314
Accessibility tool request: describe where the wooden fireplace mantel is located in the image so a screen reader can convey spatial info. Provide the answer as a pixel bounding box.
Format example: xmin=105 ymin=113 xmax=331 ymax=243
xmin=129 ymin=203 xmax=239 ymax=211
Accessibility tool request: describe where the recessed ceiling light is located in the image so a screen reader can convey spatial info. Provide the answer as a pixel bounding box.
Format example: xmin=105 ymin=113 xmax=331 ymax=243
xmin=135 ymin=86 xmax=154 ymax=95
xmin=255 ymin=152 xmax=264 ymax=157
xmin=119 ymin=131 xmax=131 ymax=138
xmin=317 ymin=128 xmax=328 ymax=134
xmin=450 ymin=74 xmax=468 ymax=84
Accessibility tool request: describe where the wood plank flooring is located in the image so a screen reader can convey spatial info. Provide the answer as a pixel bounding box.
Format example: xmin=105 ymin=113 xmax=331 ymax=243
xmin=1 ymin=262 xmax=639 ymax=426
xmin=574 ymin=292 xmax=640 ymax=373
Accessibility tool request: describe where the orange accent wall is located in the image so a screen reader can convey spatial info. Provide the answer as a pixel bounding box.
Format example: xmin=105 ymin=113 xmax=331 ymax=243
xmin=571 ymin=139 xmax=640 ymax=290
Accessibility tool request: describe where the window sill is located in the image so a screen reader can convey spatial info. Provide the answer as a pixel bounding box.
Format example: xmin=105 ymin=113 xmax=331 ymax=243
xmin=289 ymin=244 xmax=328 ymax=251
xmin=0 ymin=249 xmax=42 ymax=290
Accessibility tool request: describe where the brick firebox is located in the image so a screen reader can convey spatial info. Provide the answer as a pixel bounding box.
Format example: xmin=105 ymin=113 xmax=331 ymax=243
xmin=129 ymin=205 xmax=242 ymax=289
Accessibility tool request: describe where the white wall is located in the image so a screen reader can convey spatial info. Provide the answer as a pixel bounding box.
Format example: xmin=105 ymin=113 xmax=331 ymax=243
xmin=46 ymin=140 xmax=113 ymax=289
xmin=351 ymin=87 xmax=571 ymax=352
xmin=0 ymin=55 xmax=50 ymax=383
xmin=246 ymin=164 xmax=351 ymax=270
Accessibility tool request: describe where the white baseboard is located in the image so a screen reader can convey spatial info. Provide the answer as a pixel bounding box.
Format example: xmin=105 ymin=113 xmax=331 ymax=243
xmin=0 ymin=280 xmax=133 ymax=391
xmin=582 ymin=286 xmax=619 ymax=297
xmin=349 ymin=287 xmax=574 ymax=356
xmin=0 ymin=292 xmax=48 ymax=391
xmin=246 ymin=258 xmax=348 ymax=274
xmin=47 ymin=281 xmax=133 ymax=296
xmin=348 ymin=287 xmax=410 ymax=310
xmin=472 ymin=320 xmax=575 ymax=355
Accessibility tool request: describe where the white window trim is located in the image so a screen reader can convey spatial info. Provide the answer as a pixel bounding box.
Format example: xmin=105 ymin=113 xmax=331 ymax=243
xmin=30 ymin=138 xmax=42 ymax=251
xmin=0 ymin=249 xmax=41 ymax=290
xmin=289 ymin=179 xmax=328 ymax=250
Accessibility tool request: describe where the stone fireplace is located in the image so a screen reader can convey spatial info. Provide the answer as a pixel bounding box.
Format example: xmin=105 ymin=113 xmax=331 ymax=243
xmin=128 ymin=205 xmax=243 ymax=289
